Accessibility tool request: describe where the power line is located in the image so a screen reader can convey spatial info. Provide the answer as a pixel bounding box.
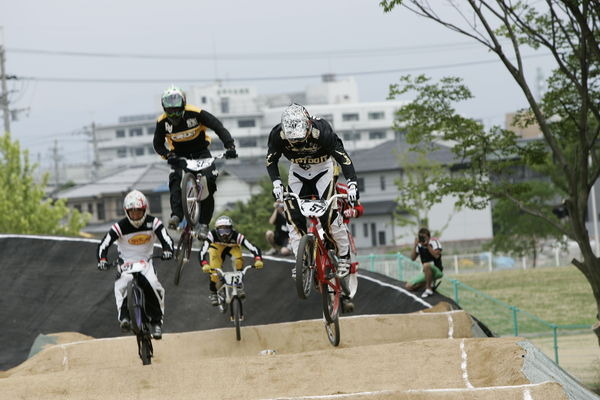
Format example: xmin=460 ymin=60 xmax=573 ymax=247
xmin=6 ymin=41 xmax=484 ymax=60
xmin=13 ymin=53 xmax=552 ymax=84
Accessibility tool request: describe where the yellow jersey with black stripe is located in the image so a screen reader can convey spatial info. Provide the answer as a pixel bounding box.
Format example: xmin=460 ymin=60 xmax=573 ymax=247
xmin=153 ymin=105 xmax=235 ymax=158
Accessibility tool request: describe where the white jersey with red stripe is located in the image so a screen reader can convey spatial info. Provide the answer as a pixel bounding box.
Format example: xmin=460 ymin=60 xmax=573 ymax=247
xmin=97 ymin=215 xmax=174 ymax=263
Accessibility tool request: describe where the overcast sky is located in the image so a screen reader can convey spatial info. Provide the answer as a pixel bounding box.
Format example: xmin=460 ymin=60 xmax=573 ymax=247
xmin=1 ymin=0 xmax=554 ymax=170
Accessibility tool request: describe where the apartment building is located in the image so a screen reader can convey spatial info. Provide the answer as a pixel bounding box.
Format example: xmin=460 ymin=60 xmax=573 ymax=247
xmin=91 ymin=76 xmax=408 ymax=176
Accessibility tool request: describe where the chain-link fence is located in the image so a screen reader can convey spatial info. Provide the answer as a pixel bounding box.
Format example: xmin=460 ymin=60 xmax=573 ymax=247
xmin=356 ymin=252 xmax=590 ymax=364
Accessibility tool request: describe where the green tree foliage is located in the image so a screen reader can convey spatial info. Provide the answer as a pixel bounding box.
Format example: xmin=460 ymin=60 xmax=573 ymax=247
xmin=0 ymin=132 xmax=89 ymax=235
xmin=486 ymin=181 xmax=567 ymax=268
xmin=394 ymin=149 xmax=454 ymax=238
xmin=380 ymin=1 xmax=600 ymax=338
xmin=221 ymin=178 xmax=278 ymax=251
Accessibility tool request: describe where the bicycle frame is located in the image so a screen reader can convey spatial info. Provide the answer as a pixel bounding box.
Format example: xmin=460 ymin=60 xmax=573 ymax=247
xmin=179 ymin=152 xmax=225 ymax=227
xmin=214 ymin=265 xmax=253 ymax=341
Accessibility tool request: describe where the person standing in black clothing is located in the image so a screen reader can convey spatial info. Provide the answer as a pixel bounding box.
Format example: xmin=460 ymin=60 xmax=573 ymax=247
xmin=265 ymin=201 xmax=291 ymax=256
xmin=153 ymin=85 xmax=238 ymax=238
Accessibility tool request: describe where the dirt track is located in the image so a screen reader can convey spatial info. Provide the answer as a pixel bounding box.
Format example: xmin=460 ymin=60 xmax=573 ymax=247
xmin=0 ymin=312 xmax=572 ymax=400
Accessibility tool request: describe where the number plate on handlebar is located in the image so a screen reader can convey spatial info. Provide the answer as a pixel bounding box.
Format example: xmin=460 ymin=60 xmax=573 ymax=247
xmin=298 ymin=200 xmax=328 ymax=217
xmin=222 ymin=271 xmax=244 ymax=286
xmin=186 ymin=158 xmax=214 ymax=172
xmin=119 ymin=260 xmax=147 ymax=274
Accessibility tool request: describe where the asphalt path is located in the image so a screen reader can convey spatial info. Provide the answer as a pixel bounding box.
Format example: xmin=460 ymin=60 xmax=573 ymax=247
xmin=0 ymin=235 xmax=464 ymax=370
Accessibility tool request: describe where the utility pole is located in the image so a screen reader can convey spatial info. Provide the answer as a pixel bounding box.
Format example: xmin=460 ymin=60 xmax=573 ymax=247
xmin=0 ymin=27 xmax=10 ymax=133
xmin=51 ymin=139 xmax=62 ymax=189
xmin=86 ymin=122 xmax=101 ymax=181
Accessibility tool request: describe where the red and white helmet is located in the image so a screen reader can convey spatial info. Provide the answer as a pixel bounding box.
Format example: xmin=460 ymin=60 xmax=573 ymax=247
xmin=123 ymin=190 xmax=148 ymax=228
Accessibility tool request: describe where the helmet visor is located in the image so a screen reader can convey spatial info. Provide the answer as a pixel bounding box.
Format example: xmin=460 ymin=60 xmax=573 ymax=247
xmin=282 ymin=119 xmax=310 ymax=142
xmin=162 ymin=93 xmax=184 ymax=108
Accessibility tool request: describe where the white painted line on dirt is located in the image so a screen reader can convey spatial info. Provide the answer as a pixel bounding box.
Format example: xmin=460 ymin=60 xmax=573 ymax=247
xmin=406 ymin=381 xmax=555 ymax=393
xmin=524 ymin=388 xmax=533 ymax=400
xmin=460 ymin=339 xmax=474 ymax=388
xmin=60 ymin=345 xmax=69 ymax=370
xmin=358 ymin=274 xmax=432 ymax=307
xmin=447 ymin=313 xmax=454 ymax=338
xmin=260 ymin=390 xmax=395 ymax=399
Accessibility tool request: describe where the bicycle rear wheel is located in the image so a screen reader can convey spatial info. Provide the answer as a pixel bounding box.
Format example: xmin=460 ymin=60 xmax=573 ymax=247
xmin=231 ymin=297 xmax=242 ymax=341
xmin=181 ymin=172 xmax=201 ymax=226
xmin=174 ymin=229 xmax=192 ymax=285
xmin=295 ymin=235 xmax=315 ymax=299
xmin=324 ymin=315 xmax=340 ymax=347
xmin=321 ymin=274 xmax=341 ymax=323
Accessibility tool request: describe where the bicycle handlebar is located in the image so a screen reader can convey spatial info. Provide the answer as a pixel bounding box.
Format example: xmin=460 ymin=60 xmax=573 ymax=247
xmin=105 ymin=255 xmax=163 ymax=269
xmin=213 ymin=264 xmax=254 ymax=276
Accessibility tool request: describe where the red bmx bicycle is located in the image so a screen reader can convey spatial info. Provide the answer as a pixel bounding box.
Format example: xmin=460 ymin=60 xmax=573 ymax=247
xmin=284 ymin=191 xmax=348 ymax=346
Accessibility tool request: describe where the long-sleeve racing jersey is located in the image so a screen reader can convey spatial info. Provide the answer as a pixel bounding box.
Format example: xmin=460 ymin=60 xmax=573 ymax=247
xmin=97 ymin=216 xmax=174 ymax=263
xmin=199 ymin=230 xmax=262 ymax=264
xmin=153 ymin=105 xmax=235 ymax=159
xmin=265 ymin=118 xmax=357 ymax=183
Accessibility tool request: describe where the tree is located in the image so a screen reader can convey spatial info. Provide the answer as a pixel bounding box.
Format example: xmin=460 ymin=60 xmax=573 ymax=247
xmin=394 ymin=148 xmax=455 ymax=240
xmin=224 ymin=177 xmax=280 ymax=250
xmin=0 ymin=132 xmax=89 ymax=235
xmin=380 ymin=1 xmax=600 ymax=341
xmin=486 ymin=182 xmax=567 ymax=268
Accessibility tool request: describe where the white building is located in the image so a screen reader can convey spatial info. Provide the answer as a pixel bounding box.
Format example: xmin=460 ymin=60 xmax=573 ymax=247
xmin=91 ymin=76 xmax=407 ymax=175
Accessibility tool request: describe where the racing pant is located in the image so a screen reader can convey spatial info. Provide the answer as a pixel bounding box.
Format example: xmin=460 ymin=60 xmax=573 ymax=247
xmin=114 ymin=260 xmax=165 ymax=324
xmin=284 ymin=159 xmax=350 ymax=263
xmin=205 ymin=245 xmax=243 ymax=292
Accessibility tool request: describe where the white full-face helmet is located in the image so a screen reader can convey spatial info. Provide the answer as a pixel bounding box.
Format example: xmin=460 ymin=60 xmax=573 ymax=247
xmin=123 ymin=190 xmax=149 ymax=228
xmin=215 ymin=215 xmax=234 ymax=241
xmin=281 ymin=103 xmax=311 ymax=143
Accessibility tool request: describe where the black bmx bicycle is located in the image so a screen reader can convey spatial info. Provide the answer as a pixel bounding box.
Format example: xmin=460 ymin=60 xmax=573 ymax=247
xmin=108 ymin=256 xmax=161 ymax=365
xmin=172 ymin=152 xmax=225 ymax=285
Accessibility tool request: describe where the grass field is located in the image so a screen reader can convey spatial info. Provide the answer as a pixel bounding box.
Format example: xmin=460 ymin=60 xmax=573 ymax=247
xmin=436 ymin=265 xmax=600 ymax=392
xmin=438 ymin=265 xmax=596 ymax=326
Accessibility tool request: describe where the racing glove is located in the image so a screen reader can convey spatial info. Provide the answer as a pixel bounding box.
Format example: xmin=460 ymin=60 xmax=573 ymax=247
xmin=272 ymin=179 xmax=284 ymax=202
xmin=343 ymin=208 xmax=358 ymax=219
xmin=97 ymin=258 xmax=108 ymax=271
xmin=166 ymin=152 xmax=179 ymax=166
xmin=347 ymin=181 xmax=358 ymax=204
xmin=161 ymin=251 xmax=173 ymax=260
xmin=254 ymin=256 xmax=264 ymax=269
xmin=224 ymin=145 xmax=238 ymax=159
xmin=201 ymin=260 xmax=212 ymax=273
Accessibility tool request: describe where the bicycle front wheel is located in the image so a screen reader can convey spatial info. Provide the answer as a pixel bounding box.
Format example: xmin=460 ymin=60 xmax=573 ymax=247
xmin=324 ymin=314 xmax=340 ymax=347
xmin=231 ymin=297 xmax=242 ymax=341
xmin=174 ymin=229 xmax=192 ymax=285
xmin=181 ymin=172 xmax=201 ymax=226
xmin=138 ymin=334 xmax=153 ymax=365
xmin=321 ymin=275 xmax=341 ymax=324
xmin=127 ymin=280 xmax=145 ymax=335
xmin=295 ymin=235 xmax=315 ymax=299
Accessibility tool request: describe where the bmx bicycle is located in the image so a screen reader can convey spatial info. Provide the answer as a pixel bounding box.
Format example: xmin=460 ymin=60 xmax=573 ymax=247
xmin=107 ymin=255 xmax=163 ymax=365
xmin=284 ymin=191 xmax=349 ymax=346
xmin=213 ymin=265 xmax=255 ymax=341
xmin=171 ymin=152 xmax=225 ymax=285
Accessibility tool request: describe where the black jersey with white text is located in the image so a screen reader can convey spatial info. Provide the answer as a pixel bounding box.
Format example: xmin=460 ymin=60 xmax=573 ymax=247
xmin=265 ymin=118 xmax=357 ymax=183
xmin=153 ymin=105 xmax=235 ymax=159
xmin=416 ymin=238 xmax=443 ymax=271
xmin=97 ymin=215 xmax=174 ymax=263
